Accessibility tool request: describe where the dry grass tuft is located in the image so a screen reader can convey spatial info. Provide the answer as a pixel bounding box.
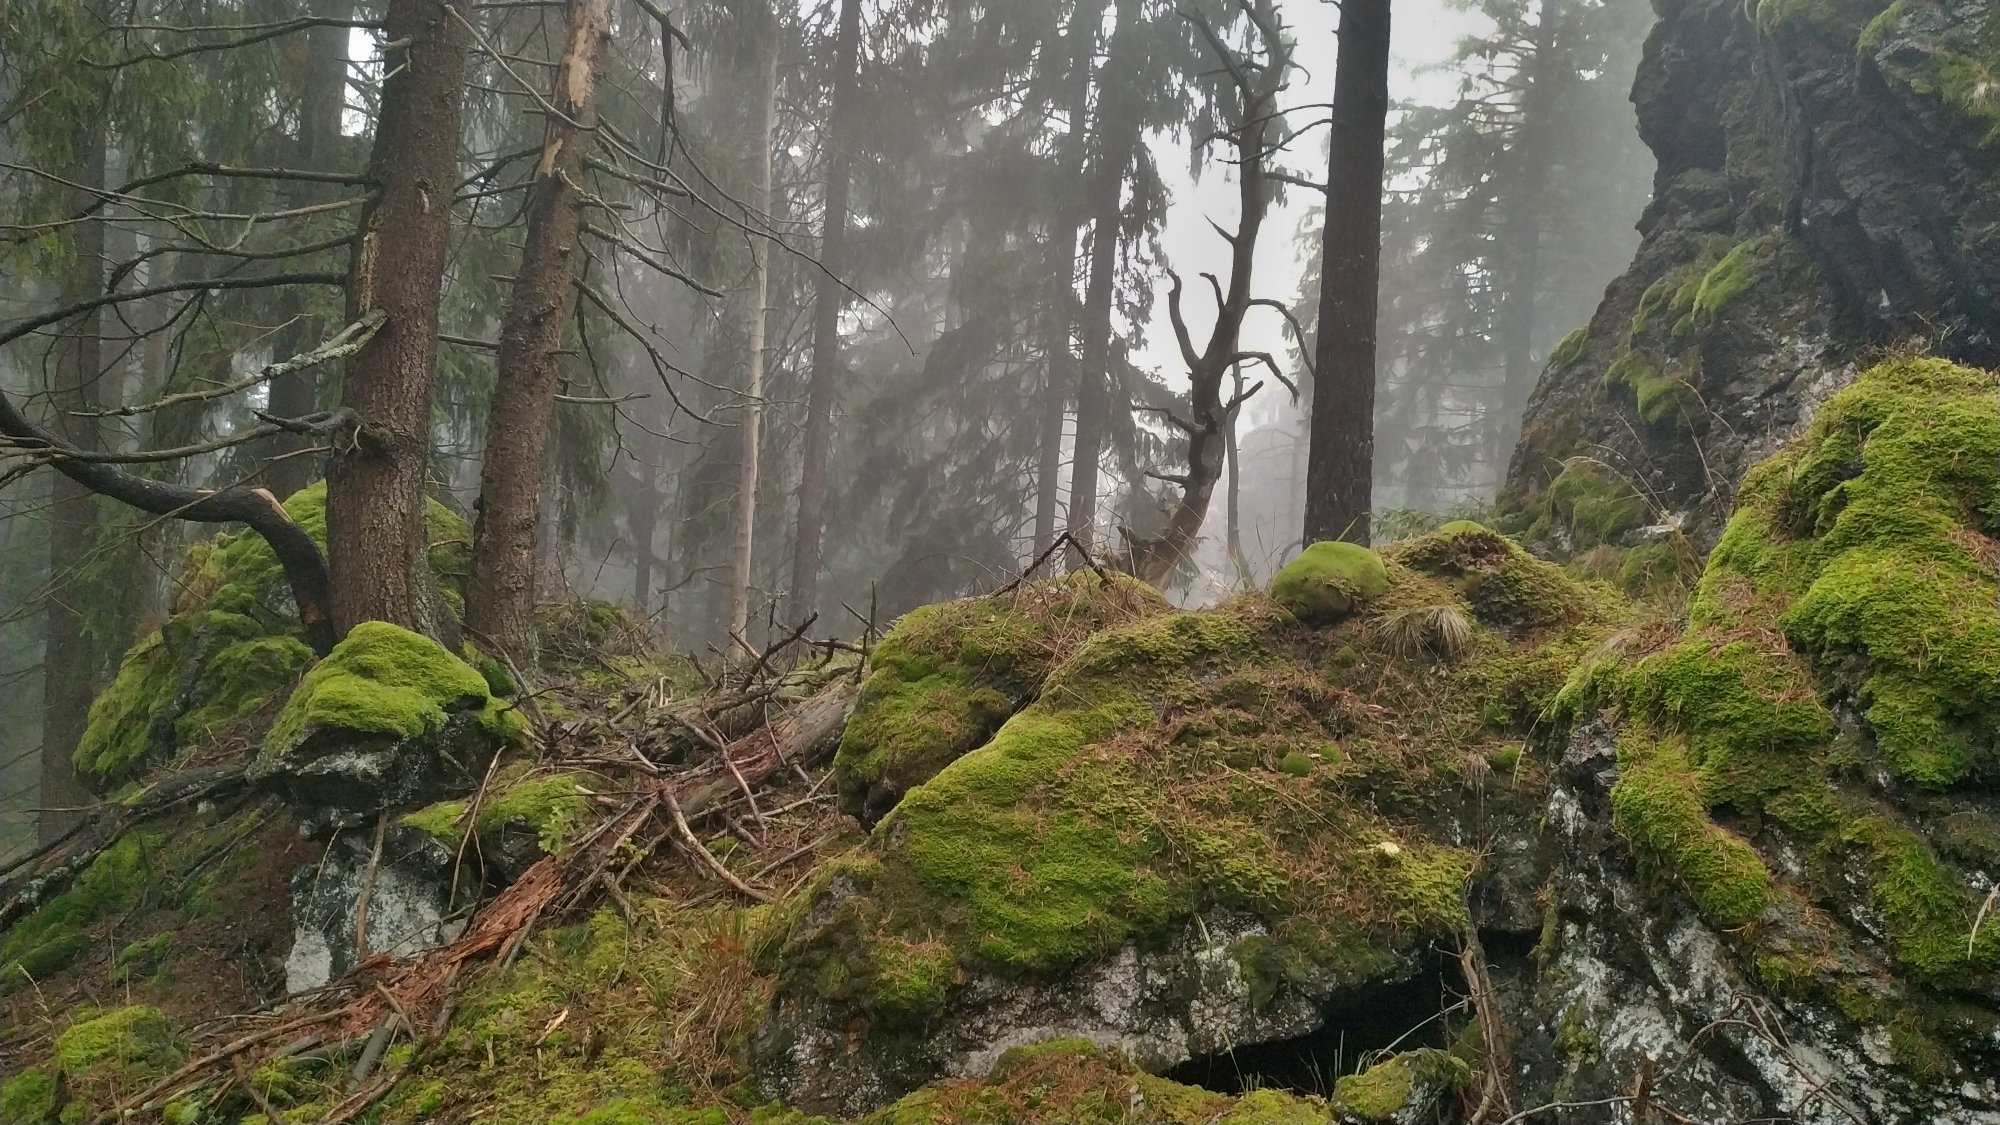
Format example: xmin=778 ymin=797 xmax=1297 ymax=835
xmin=1378 ymin=604 xmax=1475 ymax=664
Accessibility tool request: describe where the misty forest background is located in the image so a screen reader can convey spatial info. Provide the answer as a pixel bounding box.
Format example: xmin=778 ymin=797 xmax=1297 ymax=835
xmin=0 ymin=0 xmax=1654 ymax=858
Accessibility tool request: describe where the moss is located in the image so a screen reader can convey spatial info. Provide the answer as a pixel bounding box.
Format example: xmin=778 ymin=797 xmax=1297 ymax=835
xmin=1873 ymin=18 xmax=2000 ymax=145
xmin=1616 ymin=535 xmax=1699 ymax=597
xmin=404 ymin=769 xmax=591 ymax=854
xmin=1606 ymin=349 xmax=1699 ymax=427
xmin=1762 ymin=359 xmax=1999 ymax=786
xmin=52 ymin=1006 xmax=181 ymax=1120
xmin=1390 ymin=522 xmax=1604 ymax=631
xmin=779 ymin=587 xmax=1493 ymax=1057
xmin=1270 ymin=541 xmax=1390 ymax=623
xmin=1486 ymin=743 xmax=1523 ymax=772
xmin=263 ymin=621 xmax=519 ymax=758
xmin=1 ymin=832 xmax=160 ymax=985
xmin=1691 ymin=235 xmax=1784 ymax=319
xmin=1840 ymin=816 xmax=1999 ymax=980
xmin=1217 ymin=1088 xmax=1332 ymax=1125
xmin=1 ymin=1069 xmax=56 ymax=1124
xmin=1556 ymin=1008 xmax=1602 ymax=1067
xmin=1624 ymin=640 xmax=1834 ymax=819
xmin=1610 ymin=734 xmax=1771 ymax=928
xmin=1333 ymin=1049 xmax=1468 ymax=1121
xmin=1935 ymin=812 xmax=2000 ymax=866
xmin=1548 ymin=326 xmax=1591 ymax=370
xmin=113 ymin=933 xmax=172 ymax=981
xmin=864 ymin=1038 xmax=1234 ymax=1125
xmin=834 ymin=574 xmax=1167 ymax=820
xmin=1542 ymin=461 xmax=1647 ymax=551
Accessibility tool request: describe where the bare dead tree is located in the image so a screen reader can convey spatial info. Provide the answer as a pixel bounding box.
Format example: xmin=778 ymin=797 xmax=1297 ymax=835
xmin=1118 ymin=0 xmax=1300 ymax=587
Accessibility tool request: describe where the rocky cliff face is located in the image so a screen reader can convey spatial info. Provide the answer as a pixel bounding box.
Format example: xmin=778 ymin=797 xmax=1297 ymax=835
xmin=1504 ymin=0 xmax=1998 ymax=549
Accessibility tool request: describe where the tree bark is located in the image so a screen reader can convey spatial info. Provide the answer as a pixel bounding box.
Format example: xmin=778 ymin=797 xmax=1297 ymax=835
xmin=1067 ymin=0 xmax=1145 ymax=562
xmin=465 ymin=0 xmax=612 ymax=659
xmin=1303 ymin=0 xmax=1393 ymax=546
xmin=728 ymin=39 xmax=779 ymax=643
xmin=263 ymin=0 xmax=354 ymax=499
xmin=327 ymin=0 xmax=473 ymax=633
xmin=787 ymin=0 xmax=861 ymax=622
xmin=1226 ymin=367 xmax=1246 ymax=579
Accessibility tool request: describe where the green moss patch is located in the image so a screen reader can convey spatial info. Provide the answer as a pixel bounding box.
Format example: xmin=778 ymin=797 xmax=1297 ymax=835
xmin=834 ymin=573 xmax=1166 ymax=822
xmin=403 ymin=767 xmax=592 ymax=855
xmin=262 ymin=621 xmax=520 ymax=759
xmin=1610 ymin=733 xmax=1772 ymax=929
xmin=52 ymin=1006 xmax=182 ymax=1119
xmin=1270 ymin=541 xmax=1390 ymax=623
xmin=863 ymin=1038 xmax=1241 ymax=1125
xmin=1331 ymin=1049 xmax=1469 ymax=1121
xmin=1 ymin=832 xmax=160 ymax=989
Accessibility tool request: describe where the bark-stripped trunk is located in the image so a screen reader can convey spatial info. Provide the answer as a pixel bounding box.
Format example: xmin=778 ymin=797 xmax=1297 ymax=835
xmin=264 ymin=0 xmax=353 ymax=499
xmin=1122 ymin=1 xmax=1289 ymax=587
xmin=787 ymin=0 xmax=861 ymax=622
xmin=38 ymin=133 xmax=108 ymax=844
xmin=1032 ymin=1 xmax=1103 ymax=556
xmin=1303 ymin=0 xmax=1392 ymax=546
xmin=327 ymin=0 xmax=473 ymax=633
xmin=466 ymin=0 xmax=611 ymax=658
xmin=728 ymin=42 xmax=779 ymax=643
xmin=1492 ymin=0 xmax=1562 ymax=474
xmin=1068 ymin=0 xmax=1145 ymax=561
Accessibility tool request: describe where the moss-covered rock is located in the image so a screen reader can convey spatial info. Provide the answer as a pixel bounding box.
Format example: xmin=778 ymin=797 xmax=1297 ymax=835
xmin=763 ymin=554 xmax=1591 ymax=1110
xmin=1331 ymin=1049 xmax=1469 ymax=1121
xmin=862 ymin=1039 xmax=1237 ymax=1125
xmin=74 ymin=482 xmax=474 ymax=791
xmin=834 ymin=574 xmax=1167 ymax=823
xmin=252 ymin=622 xmax=523 ymax=828
xmin=52 ymin=1006 xmax=182 ymax=1120
xmin=1270 ymin=541 xmax=1390 ymax=623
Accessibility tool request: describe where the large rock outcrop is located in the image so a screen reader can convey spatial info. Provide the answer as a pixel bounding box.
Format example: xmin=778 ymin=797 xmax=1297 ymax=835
xmin=1503 ymin=0 xmax=1998 ymax=548
xmin=758 ymin=358 xmax=1998 ymax=1123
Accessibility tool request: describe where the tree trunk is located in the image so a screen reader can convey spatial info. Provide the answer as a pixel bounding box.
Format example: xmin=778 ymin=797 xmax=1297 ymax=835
xmin=263 ymin=0 xmax=354 ymax=499
xmin=1303 ymin=0 xmax=1392 ymax=547
xmin=1226 ymin=367 xmax=1246 ymax=579
xmin=38 ymin=132 xmax=108 ymax=845
xmin=1032 ymin=2 xmax=1102 ymax=557
xmin=466 ymin=0 xmax=612 ymax=659
xmin=327 ymin=0 xmax=474 ymax=633
xmin=787 ymin=0 xmax=861 ymax=622
xmin=1492 ymin=0 xmax=1562 ymax=474
xmin=728 ymin=41 xmax=779 ymax=643
xmin=1068 ymin=0 xmax=1144 ymax=561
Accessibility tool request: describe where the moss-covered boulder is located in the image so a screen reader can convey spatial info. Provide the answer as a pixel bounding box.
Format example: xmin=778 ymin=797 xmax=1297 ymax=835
xmin=762 ymin=546 xmax=1600 ymax=1113
xmin=1330 ymin=1049 xmax=1470 ymax=1123
xmin=833 ymin=573 xmax=1167 ymax=824
xmin=74 ymin=482 xmax=474 ymax=790
xmin=1269 ymin=541 xmax=1391 ymax=623
xmin=250 ymin=621 xmax=523 ymax=830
